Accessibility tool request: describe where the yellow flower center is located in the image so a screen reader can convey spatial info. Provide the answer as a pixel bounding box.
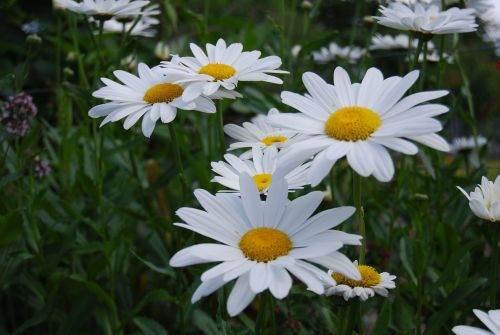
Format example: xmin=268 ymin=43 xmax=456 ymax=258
xmin=252 ymin=173 xmax=273 ymax=192
xmin=143 ymin=83 xmax=184 ymax=104
xmin=324 ymin=106 xmax=381 ymax=141
xmin=261 ymin=135 xmax=288 ymax=146
xmin=239 ymin=227 xmax=292 ymax=262
xmin=198 ymin=63 xmax=236 ymax=81
xmin=332 ymin=265 xmax=381 ymax=288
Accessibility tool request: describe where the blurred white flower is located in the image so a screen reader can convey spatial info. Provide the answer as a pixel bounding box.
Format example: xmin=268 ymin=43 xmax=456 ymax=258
xmin=60 ymin=0 xmax=151 ymax=20
xmin=312 ymin=42 xmax=365 ymax=64
xmin=450 ymin=135 xmax=487 ymax=153
xmin=470 ymin=0 xmax=500 ymax=57
xmin=453 ymin=309 xmax=500 ymax=335
xmin=94 ymin=4 xmax=159 ymax=37
xmin=370 ymin=34 xmax=413 ymax=50
xmin=155 ymin=41 xmax=171 ymax=60
xmin=458 ymin=176 xmax=500 ymax=222
xmin=373 ymin=2 xmax=477 ymax=35
xmin=291 ymin=44 xmax=302 ymax=57
xmin=324 ymin=261 xmax=396 ymax=301
xmin=120 ymin=54 xmax=138 ymax=70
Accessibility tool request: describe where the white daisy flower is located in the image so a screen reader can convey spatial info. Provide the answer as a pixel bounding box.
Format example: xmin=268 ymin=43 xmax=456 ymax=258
xmin=169 ymin=173 xmax=362 ymax=317
xmin=62 ymin=0 xmax=151 ymax=20
xmin=470 ymin=0 xmax=500 ymax=56
xmin=450 ymin=135 xmax=487 ymax=153
xmin=211 ymin=146 xmax=311 ymax=194
xmin=324 ymin=261 xmax=396 ymax=301
xmin=268 ymin=67 xmax=450 ymax=185
xmin=312 ymin=42 xmax=365 ymax=64
xmin=89 ymin=63 xmax=215 ymax=137
xmin=158 ymin=38 xmax=288 ymax=101
xmin=457 ymin=176 xmax=500 ymax=222
xmin=453 ymin=309 xmax=500 ymax=335
xmin=373 ymin=2 xmax=478 ymax=35
xmin=224 ymin=108 xmax=305 ymax=160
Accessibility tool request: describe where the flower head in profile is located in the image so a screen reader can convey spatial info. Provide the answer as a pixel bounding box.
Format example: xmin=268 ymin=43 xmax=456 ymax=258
xmin=269 ymin=67 xmax=450 ymax=185
xmin=211 ymin=146 xmax=311 ymax=194
xmin=450 ymin=135 xmax=487 ymax=153
xmin=169 ymin=174 xmax=362 ymax=316
xmin=159 ymin=38 xmax=288 ymax=101
xmin=453 ymin=309 xmax=500 ymax=335
xmin=98 ymin=4 xmax=160 ymax=37
xmin=60 ymin=0 xmax=151 ymax=20
xmin=89 ymin=63 xmax=215 ymax=137
xmin=312 ymin=42 xmax=365 ymax=64
xmin=224 ymin=108 xmax=305 ymax=159
xmin=373 ymin=2 xmax=477 ymax=35
xmin=324 ymin=261 xmax=396 ymax=301
xmin=458 ymin=176 xmax=500 ymax=222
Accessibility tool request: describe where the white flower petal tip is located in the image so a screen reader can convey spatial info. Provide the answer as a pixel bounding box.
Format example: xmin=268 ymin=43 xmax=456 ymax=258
xmin=168 ymin=173 xmax=361 ymax=316
xmin=457 ymin=176 xmax=500 ymax=222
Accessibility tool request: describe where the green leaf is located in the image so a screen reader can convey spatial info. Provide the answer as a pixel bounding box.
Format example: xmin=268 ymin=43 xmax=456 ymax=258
xmin=130 ymin=249 xmax=174 ymax=277
xmin=192 ymin=309 xmax=220 ymax=335
xmin=133 ymin=316 xmax=167 ymax=335
xmin=372 ymin=300 xmax=391 ymax=335
xmin=0 ymin=210 xmax=23 ymax=246
xmin=129 ymin=289 xmax=177 ymax=317
xmin=425 ymin=277 xmax=487 ymax=334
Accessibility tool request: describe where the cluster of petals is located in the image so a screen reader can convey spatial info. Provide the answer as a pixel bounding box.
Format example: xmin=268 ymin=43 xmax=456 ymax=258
xmin=169 ymin=174 xmax=362 ymax=316
xmin=453 ymin=309 xmax=500 ymax=335
xmin=450 ymin=135 xmax=487 ymax=153
xmin=269 ymin=66 xmax=450 ymax=185
xmin=57 ymin=0 xmax=150 ymax=18
xmin=373 ymin=2 xmax=478 ymax=35
xmin=458 ymin=176 xmax=500 ymax=222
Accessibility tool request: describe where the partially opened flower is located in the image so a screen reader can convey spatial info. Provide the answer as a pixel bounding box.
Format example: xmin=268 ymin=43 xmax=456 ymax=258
xmin=324 ymin=261 xmax=396 ymax=301
xmin=224 ymin=108 xmax=304 ymax=159
xmin=169 ymin=173 xmax=362 ymax=316
xmin=312 ymin=42 xmax=365 ymax=64
xmin=373 ymin=2 xmax=477 ymax=35
xmin=62 ymin=0 xmax=151 ymax=20
xmin=211 ymin=146 xmax=311 ymax=193
xmin=159 ymin=38 xmax=288 ymax=101
xmin=268 ymin=67 xmax=450 ymax=185
xmin=453 ymin=309 xmax=500 ymax=335
xmin=457 ymin=176 xmax=500 ymax=222
xmin=89 ymin=63 xmax=215 ymax=137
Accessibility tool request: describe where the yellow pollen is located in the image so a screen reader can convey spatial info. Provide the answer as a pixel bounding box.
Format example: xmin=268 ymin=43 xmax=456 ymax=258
xmin=261 ymin=135 xmax=288 ymax=146
xmin=239 ymin=227 xmax=292 ymax=262
xmin=332 ymin=265 xmax=381 ymax=288
xmin=143 ymin=83 xmax=183 ymax=104
xmin=198 ymin=63 xmax=236 ymax=81
xmin=252 ymin=173 xmax=273 ymax=192
xmin=324 ymin=106 xmax=381 ymax=141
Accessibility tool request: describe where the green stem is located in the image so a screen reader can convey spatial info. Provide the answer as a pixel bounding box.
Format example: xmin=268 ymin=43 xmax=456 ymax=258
xmin=353 ymin=171 xmax=366 ymax=264
xmin=419 ymin=41 xmax=428 ymax=90
xmin=217 ymin=100 xmax=226 ymax=156
xmin=455 ymin=52 xmax=479 ymax=151
xmin=329 ymin=168 xmax=335 ymax=205
xmin=411 ymin=37 xmax=424 ymax=70
xmin=491 ymin=226 xmax=499 ymax=308
xmin=68 ymin=14 xmax=90 ymax=89
xmin=255 ymin=293 xmax=274 ymax=335
xmin=437 ymin=35 xmax=446 ymax=88
xmin=168 ymin=123 xmax=187 ymax=200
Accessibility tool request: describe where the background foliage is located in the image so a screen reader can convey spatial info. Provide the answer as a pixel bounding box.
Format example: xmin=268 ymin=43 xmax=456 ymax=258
xmin=0 ymin=0 xmax=499 ymax=334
